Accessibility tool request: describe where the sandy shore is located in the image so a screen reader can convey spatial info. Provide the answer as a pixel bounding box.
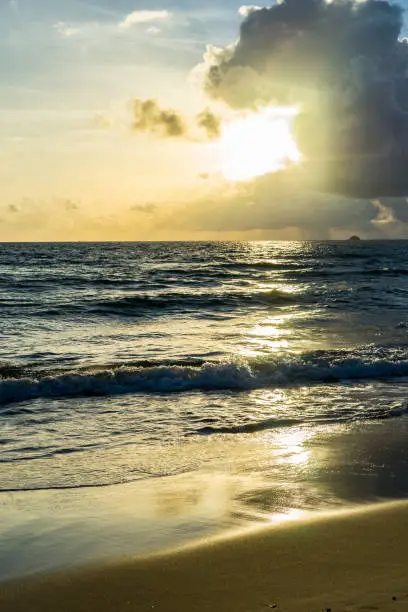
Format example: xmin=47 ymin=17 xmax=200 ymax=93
xmin=2 ymin=501 xmax=408 ymax=612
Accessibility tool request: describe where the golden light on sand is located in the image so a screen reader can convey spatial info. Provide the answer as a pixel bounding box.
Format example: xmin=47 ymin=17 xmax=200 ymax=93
xmin=220 ymin=107 xmax=301 ymax=182
xmin=270 ymin=508 xmax=306 ymax=525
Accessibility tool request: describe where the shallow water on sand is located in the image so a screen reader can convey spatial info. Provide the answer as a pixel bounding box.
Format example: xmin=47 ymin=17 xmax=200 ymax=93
xmin=3 ymin=416 xmax=408 ymax=581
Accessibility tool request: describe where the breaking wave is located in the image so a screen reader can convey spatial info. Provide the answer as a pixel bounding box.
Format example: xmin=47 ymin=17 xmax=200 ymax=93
xmin=3 ymin=347 xmax=408 ymax=407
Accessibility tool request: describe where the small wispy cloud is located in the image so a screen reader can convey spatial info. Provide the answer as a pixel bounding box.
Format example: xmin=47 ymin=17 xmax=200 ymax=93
xmin=119 ymin=10 xmax=171 ymax=29
xmin=9 ymin=0 xmax=19 ymax=13
xmin=92 ymin=114 xmax=112 ymax=130
xmin=64 ymin=200 xmax=80 ymax=211
xmin=131 ymin=203 xmax=157 ymax=214
xmin=147 ymin=26 xmax=161 ymax=35
xmin=371 ymin=200 xmax=397 ymax=225
xmin=53 ymin=22 xmax=81 ymax=38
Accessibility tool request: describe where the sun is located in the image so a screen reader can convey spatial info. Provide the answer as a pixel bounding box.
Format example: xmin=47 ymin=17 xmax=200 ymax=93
xmin=219 ymin=107 xmax=301 ymax=182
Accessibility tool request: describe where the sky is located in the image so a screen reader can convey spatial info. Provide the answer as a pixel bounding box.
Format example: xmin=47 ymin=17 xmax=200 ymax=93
xmin=2 ymin=0 xmax=408 ymax=241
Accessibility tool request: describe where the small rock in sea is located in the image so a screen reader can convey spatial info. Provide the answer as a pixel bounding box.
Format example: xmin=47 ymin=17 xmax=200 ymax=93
xmin=392 ymin=596 xmax=397 ymax=601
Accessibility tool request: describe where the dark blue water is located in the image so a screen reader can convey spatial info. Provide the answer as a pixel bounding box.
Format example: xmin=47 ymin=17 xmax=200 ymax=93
xmin=2 ymin=240 xmax=408 ymax=492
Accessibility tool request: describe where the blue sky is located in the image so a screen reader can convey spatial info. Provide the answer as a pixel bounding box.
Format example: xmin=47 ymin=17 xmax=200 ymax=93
xmin=0 ymin=0 xmax=245 ymax=111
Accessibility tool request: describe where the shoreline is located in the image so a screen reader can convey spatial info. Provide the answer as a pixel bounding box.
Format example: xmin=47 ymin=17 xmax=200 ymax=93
xmin=3 ymin=500 xmax=408 ymax=612
xmin=4 ymin=416 xmax=408 ymax=585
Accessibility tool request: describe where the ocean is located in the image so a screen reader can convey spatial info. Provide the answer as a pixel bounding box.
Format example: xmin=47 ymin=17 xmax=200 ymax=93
xmin=3 ymin=240 xmax=408 ymax=578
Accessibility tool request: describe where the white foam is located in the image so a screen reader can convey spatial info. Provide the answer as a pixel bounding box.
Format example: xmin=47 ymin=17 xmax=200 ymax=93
xmin=2 ymin=350 xmax=408 ymax=406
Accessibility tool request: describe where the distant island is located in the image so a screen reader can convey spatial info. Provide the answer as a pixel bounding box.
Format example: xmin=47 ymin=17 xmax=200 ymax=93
xmin=348 ymin=235 xmax=361 ymax=241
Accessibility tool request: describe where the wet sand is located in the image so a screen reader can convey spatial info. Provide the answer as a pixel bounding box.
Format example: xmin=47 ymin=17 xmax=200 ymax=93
xmin=2 ymin=501 xmax=408 ymax=612
xmin=5 ymin=418 xmax=408 ymax=583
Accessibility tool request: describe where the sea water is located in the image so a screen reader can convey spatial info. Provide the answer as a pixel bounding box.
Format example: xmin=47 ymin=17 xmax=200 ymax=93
xmin=2 ymin=241 xmax=408 ymax=577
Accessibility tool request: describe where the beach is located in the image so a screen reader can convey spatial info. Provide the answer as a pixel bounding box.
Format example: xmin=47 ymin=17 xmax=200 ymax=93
xmin=3 ymin=242 xmax=408 ymax=608
xmin=4 ymin=416 xmax=408 ymax=584
xmin=2 ymin=500 xmax=408 ymax=612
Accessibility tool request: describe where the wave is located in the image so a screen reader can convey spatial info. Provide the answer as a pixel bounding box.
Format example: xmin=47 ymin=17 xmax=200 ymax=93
xmin=219 ymin=260 xmax=303 ymax=270
xmin=27 ymin=289 xmax=299 ymax=318
xmin=195 ymin=417 xmax=305 ymax=435
xmin=0 ymin=277 xmax=137 ymax=289
xmin=255 ymin=289 xmax=298 ymax=304
xmin=3 ymin=347 xmax=408 ymax=407
xmin=293 ymin=267 xmax=408 ymax=280
xmin=92 ymin=289 xmax=298 ymax=311
xmin=194 ymin=404 xmax=408 ymax=436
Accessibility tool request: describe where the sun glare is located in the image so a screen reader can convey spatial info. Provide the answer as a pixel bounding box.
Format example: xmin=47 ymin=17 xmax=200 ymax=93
xmin=219 ymin=107 xmax=301 ymax=182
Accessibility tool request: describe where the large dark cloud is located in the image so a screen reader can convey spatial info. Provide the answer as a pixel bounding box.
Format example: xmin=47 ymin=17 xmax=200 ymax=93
xmin=204 ymin=0 xmax=408 ymax=197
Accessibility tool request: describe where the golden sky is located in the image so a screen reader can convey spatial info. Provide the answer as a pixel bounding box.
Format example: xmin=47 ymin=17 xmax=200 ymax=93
xmin=2 ymin=0 xmax=408 ymax=240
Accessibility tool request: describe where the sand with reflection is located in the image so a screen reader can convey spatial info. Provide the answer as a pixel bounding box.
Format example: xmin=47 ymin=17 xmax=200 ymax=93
xmin=3 ymin=501 xmax=408 ymax=612
xmin=4 ymin=416 xmax=408 ymax=581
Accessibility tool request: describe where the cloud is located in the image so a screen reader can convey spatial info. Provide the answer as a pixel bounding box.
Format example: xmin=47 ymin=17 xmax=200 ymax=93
xmin=92 ymin=114 xmax=112 ymax=130
xmin=379 ymin=198 xmax=408 ymax=224
xmin=4 ymin=188 xmax=408 ymax=241
xmin=119 ymin=10 xmax=171 ymax=29
xmin=196 ymin=108 xmax=221 ymax=139
xmin=64 ymin=200 xmax=80 ymax=211
xmin=201 ymin=0 xmax=408 ymax=198
xmin=157 ymin=172 xmax=406 ymax=239
xmin=0 ymin=198 xmax=146 ymax=242
xmin=238 ymin=6 xmax=262 ymax=17
xmin=131 ymin=203 xmax=157 ymax=214
xmin=53 ymin=22 xmax=81 ymax=37
xmin=130 ymin=99 xmax=222 ymax=141
xmin=131 ymin=99 xmax=186 ymax=137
